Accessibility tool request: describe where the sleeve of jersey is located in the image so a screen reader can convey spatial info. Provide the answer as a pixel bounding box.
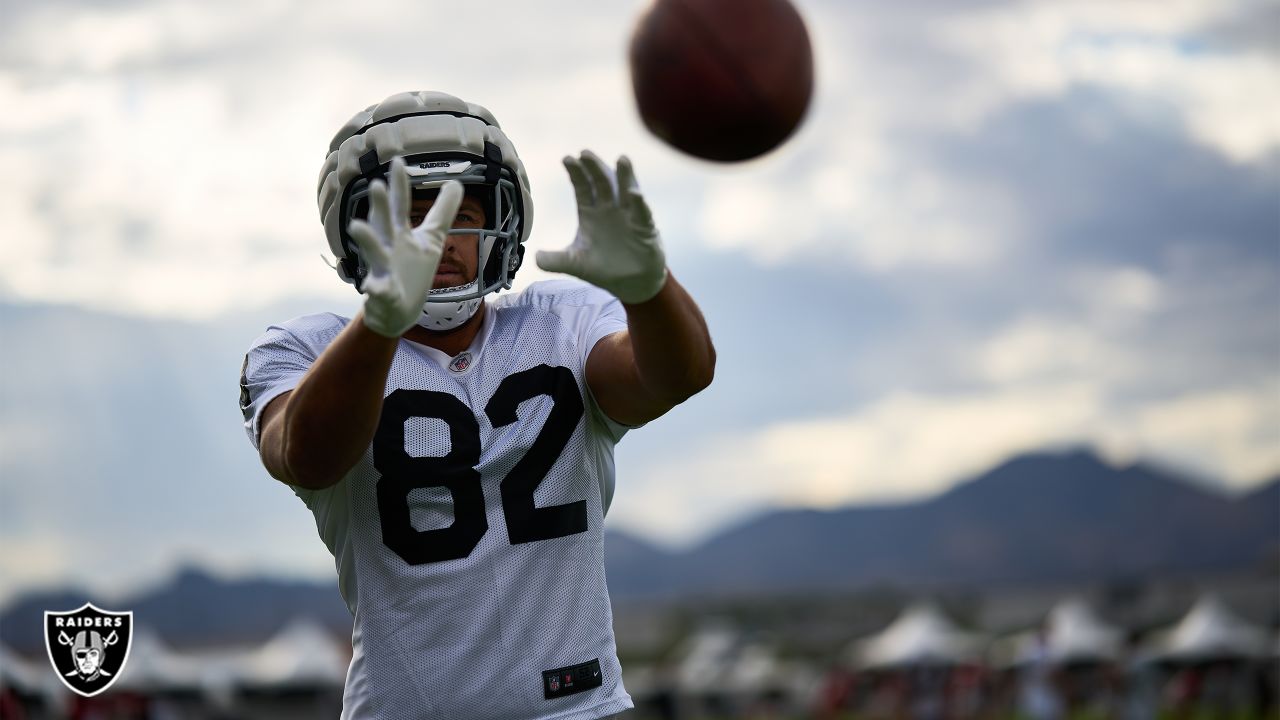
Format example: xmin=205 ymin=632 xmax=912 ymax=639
xmin=527 ymin=279 xmax=643 ymax=442
xmin=239 ymin=314 xmax=347 ymax=450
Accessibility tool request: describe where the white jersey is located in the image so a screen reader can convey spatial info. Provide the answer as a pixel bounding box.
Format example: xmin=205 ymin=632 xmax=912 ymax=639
xmin=240 ymin=280 xmax=635 ymax=720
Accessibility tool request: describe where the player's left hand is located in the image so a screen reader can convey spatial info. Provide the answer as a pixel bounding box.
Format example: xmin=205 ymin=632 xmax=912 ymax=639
xmin=536 ymin=150 xmax=668 ymax=304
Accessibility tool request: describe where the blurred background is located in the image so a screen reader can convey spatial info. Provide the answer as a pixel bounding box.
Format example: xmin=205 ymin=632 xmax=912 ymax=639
xmin=1 ymin=0 xmax=1276 ymax=718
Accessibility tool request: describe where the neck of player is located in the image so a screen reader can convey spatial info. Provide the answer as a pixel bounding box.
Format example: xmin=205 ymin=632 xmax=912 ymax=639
xmin=403 ymin=301 xmax=486 ymax=357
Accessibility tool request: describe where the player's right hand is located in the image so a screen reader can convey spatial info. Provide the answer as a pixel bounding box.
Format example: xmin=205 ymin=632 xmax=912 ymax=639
xmin=348 ymin=157 xmax=464 ymax=338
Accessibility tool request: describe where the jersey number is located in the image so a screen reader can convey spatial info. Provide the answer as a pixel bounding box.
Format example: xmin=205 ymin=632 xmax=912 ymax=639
xmin=372 ymin=365 xmax=588 ymax=565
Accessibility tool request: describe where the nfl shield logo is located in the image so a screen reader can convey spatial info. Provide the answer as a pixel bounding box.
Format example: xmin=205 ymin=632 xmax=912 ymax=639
xmin=549 ymin=675 xmax=560 ymax=692
xmin=448 ymin=352 xmax=472 ymax=373
xmin=44 ymin=603 xmax=134 ymax=697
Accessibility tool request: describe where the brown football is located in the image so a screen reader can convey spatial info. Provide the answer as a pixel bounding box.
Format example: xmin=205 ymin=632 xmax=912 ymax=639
xmin=629 ymin=0 xmax=814 ymax=162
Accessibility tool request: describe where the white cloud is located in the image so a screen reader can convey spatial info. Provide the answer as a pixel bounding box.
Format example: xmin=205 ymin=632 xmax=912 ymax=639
xmin=3 ymin=0 xmax=1272 ymax=317
xmin=0 ymin=79 xmax=344 ymax=317
xmin=0 ymin=534 xmax=75 ymax=601
xmin=1127 ymin=384 xmax=1280 ymax=485
xmin=695 ymin=0 xmax=1278 ymax=271
xmin=937 ymin=0 xmax=1280 ymax=162
xmin=695 ymin=133 xmax=1015 ymax=272
xmin=0 ymin=0 xmax=664 ymax=318
xmin=1067 ymin=265 xmax=1164 ymax=327
xmin=614 ymin=383 xmax=1105 ymax=545
xmin=613 ymin=252 xmax=1273 ymax=545
xmin=0 ymin=1 xmax=1020 ymax=318
xmin=966 ymin=264 xmax=1167 ymax=385
xmin=1072 ymin=46 xmax=1280 ymax=164
xmin=971 ymin=267 xmax=1164 ymax=386
xmin=615 ymin=374 xmax=1280 ymax=546
xmin=975 ymin=317 xmax=1122 ymax=385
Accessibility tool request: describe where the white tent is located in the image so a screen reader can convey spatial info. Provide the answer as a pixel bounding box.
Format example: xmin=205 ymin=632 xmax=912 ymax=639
xmin=236 ymin=618 xmax=348 ymax=690
xmin=1045 ymin=598 xmax=1122 ymax=664
xmin=0 ymin=642 xmax=68 ymax=716
xmin=992 ymin=598 xmax=1124 ymax=669
xmin=671 ymin=623 xmax=817 ymax=709
xmin=851 ymin=603 xmax=983 ymax=669
xmin=674 ymin=622 xmax=740 ymax=691
xmin=112 ymin=626 xmax=204 ymax=694
xmin=1148 ymin=595 xmax=1268 ymax=663
xmin=725 ymin=644 xmax=820 ymax=706
xmin=0 ymin=643 xmax=47 ymax=694
xmin=725 ymin=642 xmax=781 ymax=692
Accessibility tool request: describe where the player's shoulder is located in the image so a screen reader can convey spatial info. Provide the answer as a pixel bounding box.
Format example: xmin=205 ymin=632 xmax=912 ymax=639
xmin=272 ymin=311 xmax=351 ymax=334
xmin=248 ymin=312 xmax=351 ymax=352
xmin=491 ymin=279 xmax=616 ymax=314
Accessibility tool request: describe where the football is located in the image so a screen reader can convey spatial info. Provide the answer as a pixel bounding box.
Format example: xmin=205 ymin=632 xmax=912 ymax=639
xmin=628 ymin=0 xmax=814 ymax=162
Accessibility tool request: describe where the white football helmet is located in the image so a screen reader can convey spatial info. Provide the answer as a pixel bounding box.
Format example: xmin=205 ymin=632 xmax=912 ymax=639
xmin=317 ymin=91 xmax=534 ymax=329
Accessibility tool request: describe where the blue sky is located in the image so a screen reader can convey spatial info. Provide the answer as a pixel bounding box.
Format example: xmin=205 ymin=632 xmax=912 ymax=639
xmin=1 ymin=0 xmax=1277 ymax=603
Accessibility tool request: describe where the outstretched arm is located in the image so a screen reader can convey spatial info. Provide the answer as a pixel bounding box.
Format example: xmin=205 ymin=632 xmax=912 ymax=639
xmin=586 ymin=272 xmax=715 ymax=425
xmin=259 ymin=318 xmax=399 ymax=489
xmin=259 ymin=159 xmax=464 ymax=489
xmin=538 ymin=151 xmax=715 ymax=426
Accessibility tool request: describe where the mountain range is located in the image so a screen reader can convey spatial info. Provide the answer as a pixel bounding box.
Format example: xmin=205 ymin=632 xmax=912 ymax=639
xmin=604 ymin=448 xmax=1278 ymax=596
xmin=2 ymin=448 xmax=1275 ymax=654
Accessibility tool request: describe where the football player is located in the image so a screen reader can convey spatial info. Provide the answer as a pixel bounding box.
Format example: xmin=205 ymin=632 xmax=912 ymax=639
xmin=239 ymin=91 xmax=715 ymax=719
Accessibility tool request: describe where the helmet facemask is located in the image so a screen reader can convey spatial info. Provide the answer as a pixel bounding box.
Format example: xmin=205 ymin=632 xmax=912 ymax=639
xmin=341 ymin=154 xmax=524 ymax=305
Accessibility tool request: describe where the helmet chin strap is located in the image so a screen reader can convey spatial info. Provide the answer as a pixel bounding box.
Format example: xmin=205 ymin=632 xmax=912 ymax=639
xmin=417 ymin=279 xmax=483 ymax=332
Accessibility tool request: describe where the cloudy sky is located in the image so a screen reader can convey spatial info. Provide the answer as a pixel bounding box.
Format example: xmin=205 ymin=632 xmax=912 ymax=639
xmin=1 ymin=0 xmax=1277 ymax=604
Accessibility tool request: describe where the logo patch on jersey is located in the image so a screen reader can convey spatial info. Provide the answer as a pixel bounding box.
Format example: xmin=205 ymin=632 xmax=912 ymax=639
xmin=448 ymin=352 xmax=472 ymax=373
xmin=44 ymin=603 xmax=134 ymax=698
xmin=542 ymin=658 xmax=602 ymax=699
xmin=239 ymin=354 xmax=252 ymax=419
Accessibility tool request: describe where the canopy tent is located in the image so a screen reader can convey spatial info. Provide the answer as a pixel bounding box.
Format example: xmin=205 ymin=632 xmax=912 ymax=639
xmin=111 ymin=626 xmax=204 ymax=694
xmin=725 ymin=642 xmax=782 ymax=692
xmin=674 ymin=622 xmax=741 ymax=691
xmin=990 ymin=597 xmax=1124 ymax=669
xmin=0 ymin=641 xmax=66 ymax=716
xmin=669 ymin=622 xmax=817 ymax=712
xmin=0 ymin=642 xmax=48 ymax=694
xmin=1147 ymin=596 xmax=1269 ymax=663
xmin=850 ymin=603 xmax=984 ymax=669
xmin=1044 ymin=598 xmax=1122 ymax=664
xmin=235 ymin=618 xmax=348 ymax=691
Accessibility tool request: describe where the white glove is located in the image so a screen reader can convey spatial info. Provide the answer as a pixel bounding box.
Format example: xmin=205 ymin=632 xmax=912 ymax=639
xmin=347 ymin=157 xmax=464 ymax=338
xmin=536 ymin=150 xmax=667 ymax=304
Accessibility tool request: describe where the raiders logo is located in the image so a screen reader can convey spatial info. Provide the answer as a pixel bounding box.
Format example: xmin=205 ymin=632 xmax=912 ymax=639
xmin=44 ymin=603 xmax=134 ymax=697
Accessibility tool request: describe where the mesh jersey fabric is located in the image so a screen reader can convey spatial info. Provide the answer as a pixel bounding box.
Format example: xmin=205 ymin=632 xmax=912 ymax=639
xmin=240 ymin=279 xmax=635 ymax=720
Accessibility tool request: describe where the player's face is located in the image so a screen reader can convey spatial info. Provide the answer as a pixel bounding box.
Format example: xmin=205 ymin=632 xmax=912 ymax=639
xmin=409 ymin=193 xmax=487 ymax=290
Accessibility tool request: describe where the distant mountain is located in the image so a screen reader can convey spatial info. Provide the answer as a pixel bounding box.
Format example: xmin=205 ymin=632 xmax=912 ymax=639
xmin=0 ymin=568 xmax=349 ymax=656
xmin=605 ymin=449 xmax=1280 ymax=596
xmin=3 ymin=449 xmax=1275 ymax=654
xmin=1243 ymin=476 xmax=1280 ymax=509
xmin=604 ymin=527 xmax=677 ymax=591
